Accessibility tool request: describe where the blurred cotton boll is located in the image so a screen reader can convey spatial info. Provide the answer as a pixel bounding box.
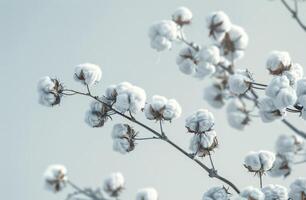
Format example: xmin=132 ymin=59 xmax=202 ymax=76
xmin=261 ymin=184 xmax=288 ymax=200
xmin=266 ymin=51 xmax=291 ymax=75
xmin=198 ymin=45 xmax=221 ymax=65
xmin=268 ymin=153 xmax=294 ymax=178
xmin=228 ymin=69 xmax=251 ymax=95
xmin=206 ymin=11 xmax=232 ymax=42
xmin=189 ymin=130 xmax=218 ymax=157
xmin=85 ymin=99 xmax=112 ymax=127
xmin=43 ymin=164 xmax=68 ymax=192
xmin=37 ymin=76 xmax=63 ymax=106
xmin=283 ymin=63 xmax=304 ymax=85
xmin=203 ymin=82 xmax=227 ymax=108
xmin=148 ymin=20 xmax=179 ymax=51
xmin=239 ymin=186 xmax=265 ymax=200
xmin=172 ymin=7 xmax=192 ymax=26
xmin=103 ymin=172 xmax=125 ymax=198
xmin=258 ymin=97 xmax=286 ymax=122
xmin=144 ymin=95 xmax=182 ymax=121
xmin=289 ymin=178 xmax=306 ymax=200
xmin=226 ymin=99 xmax=250 ymax=130
xmin=185 ymin=109 xmax=215 ymax=133
xmin=265 ymin=76 xmax=297 ymax=110
xmin=111 ymin=124 xmax=136 ymax=154
xmin=74 ymin=63 xmax=102 ymax=86
xmin=275 ymin=134 xmax=304 ymax=154
xmin=136 ymin=187 xmax=158 ymax=200
xmin=244 ymin=150 xmax=275 ymax=173
xmin=202 ymin=186 xmax=229 ymax=200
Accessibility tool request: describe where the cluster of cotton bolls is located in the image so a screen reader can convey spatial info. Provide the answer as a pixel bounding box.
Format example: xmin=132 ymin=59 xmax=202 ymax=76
xmin=186 ymin=109 xmax=218 ymax=157
xmin=37 ymin=76 xmax=63 ymax=106
xmin=144 ymin=95 xmax=182 ymax=121
xmin=111 ymin=123 xmax=137 ymax=154
xmin=244 ymin=150 xmax=275 ymax=173
xmin=268 ymin=134 xmax=305 ymax=178
xmin=103 ymin=82 xmax=146 ymax=114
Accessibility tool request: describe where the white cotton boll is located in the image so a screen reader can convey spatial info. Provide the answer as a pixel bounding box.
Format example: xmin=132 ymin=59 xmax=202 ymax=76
xmin=189 ymin=130 xmax=217 ymax=154
xmin=111 ymin=124 xmax=135 ymax=154
xmin=176 ymin=47 xmax=198 ymax=75
xmin=112 ymin=138 xmax=131 ymax=154
xmin=275 ymin=134 xmax=304 ymax=154
xmin=85 ymin=111 xmax=102 ymax=127
xmin=220 ymin=25 xmax=249 ymax=61
xmin=202 ymin=186 xmax=229 ymax=200
xmin=148 ymin=20 xmax=178 ymax=51
xmin=74 ymin=63 xmax=102 ymax=86
xmin=244 ymin=151 xmax=262 ymax=171
xmin=37 ymin=76 xmax=63 ymax=106
xmin=198 ymin=45 xmax=221 ymax=65
xmin=103 ymin=172 xmax=124 ymax=197
xmin=289 ymin=178 xmax=306 ymax=200
xmin=228 ymin=70 xmax=251 ymax=95
xmin=44 ymin=164 xmax=68 ymax=192
xmin=244 ymin=151 xmax=275 ymax=172
xmin=258 ymin=97 xmax=286 ymax=123
xmin=297 ymin=78 xmax=306 ymax=97
xmin=185 ymin=109 xmax=215 ymax=133
xmin=129 ymin=86 xmax=147 ymax=112
xmin=259 ymin=150 xmax=276 ymax=171
xmin=284 ymin=63 xmax=304 ymax=85
xmin=104 ymin=84 xmax=117 ymax=103
xmin=268 ymin=153 xmax=294 ymax=178
xmin=266 ymin=51 xmax=291 ymax=74
xmin=274 ymin=88 xmax=297 ymax=110
xmin=240 ymin=186 xmax=265 ymax=200
xmin=112 ymin=124 xmax=128 ymax=139
xmin=226 ymin=99 xmax=249 ymax=130
xmin=206 ymin=11 xmax=232 ymax=42
xmin=203 ymin=83 xmax=225 ymax=108
xmin=163 ymin=99 xmax=182 ymax=120
xmin=172 ymin=7 xmax=193 ymax=25
xmin=136 ymin=187 xmax=158 ymax=200
xmin=37 ymin=76 xmax=56 ymax=93
xmin=194 ymin=62 xmax=216 ymax=79
xmin=261 ymin=185 xmax=288 ymax=200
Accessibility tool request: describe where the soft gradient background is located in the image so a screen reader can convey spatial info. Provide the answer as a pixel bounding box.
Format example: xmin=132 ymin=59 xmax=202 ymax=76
xmin=1 ymin=0 xmax=306 ymax=199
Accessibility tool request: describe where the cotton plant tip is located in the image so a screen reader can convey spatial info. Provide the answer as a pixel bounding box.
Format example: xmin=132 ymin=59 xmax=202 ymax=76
xmin=172 ymin=7 xmax=193 ymax=26
xmin=202 ymin=186 xmax=230 ymax=200
xmin=275 ymin=134 xmax=304 ymax=154
xmin=74 ymin=63 xmax=102 ymax=86
xmin=103 ymin=172 xmax=125 ymax=197
xmin=136 ymin=187 xmax=159 ymax=200
xmin=289 ymin=178 xmax=306 ymax=200
xmin=185 ymin=109 xmax=215 ymax=133
xmin=268 ymin=153 xmax=294 ymax=178
xmin=261 ymin=185 xmax=288 ymax=200
xmin=265 ymin=76 xmax=297 ymax=110
xmin=266 ymin=51 xmax=291 ymax=75
xmin=239 ymin=186 xmax=265 ymax=200
xmin=37 ymin=76 xmax=63 ymax=106
xmin=43 ymin=164 xmax=68 ymax=192
xmin=203 ymin=83 xmax=226 ymax=108
xmin=144 ymin=95 xmax=182 ymax=121
xmin=148 ymin=20 xmax=179 ymax=51
xmin=228 ymin=69 xmax=251 ymax=95
xmin=219 ymin=25 xmax=248 ymax=62
xmin=244 ymin=150 xmax=275 ymax=172
xmin=206 ymin=11 xmax=232 ymax=42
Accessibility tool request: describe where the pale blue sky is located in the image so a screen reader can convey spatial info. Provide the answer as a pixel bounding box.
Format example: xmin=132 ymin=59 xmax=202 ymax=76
xmin=1 ymin=0 xmax=306 ymax=199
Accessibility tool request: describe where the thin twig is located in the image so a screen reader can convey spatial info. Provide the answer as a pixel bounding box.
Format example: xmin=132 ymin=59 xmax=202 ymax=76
xmin=280 ymin=0 xmax=306 ymax=32
xmin=134 ymin=136 xmax=160 ymax=141
xmin=259 ymin=172 xmax=263 ymax=189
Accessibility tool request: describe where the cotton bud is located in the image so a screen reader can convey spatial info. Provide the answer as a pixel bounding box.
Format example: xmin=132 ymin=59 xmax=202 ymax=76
xmin=37 ymin=76 xmax=63 ymax=106
xmin=266 ymin=51 xmax=291 ymax=75
xmin=258 ymin=97 xmax=286 ymax=122
xmin=283 ymin=63 xmax=304 ymax=85
xmin=265 ymin=76 xmax=297 ymax=109
xmin=202 ymin=186 xmax=230 ymax=200
xmin=136 ymin=187 xmax=158 ymax=200
xmin=85 ymin=100 xmax=111 ymax=127
xmin=289 ymin=178 xmax=306 ymax=200
xmin=220 ymin=25 xmax=249 ymax=61
xmin=144 ymin=95 xmax=182 ymax=121
xmin=74 ymin=63 xmax=102 ymax=86
xmin=148 ymin=20 xmax=178 ymax=51
xmin=189 ymin=130 xmax=218 ymax=157
xmin=203 ymin=83 xmax=227 ymax=108
xmin=261 ymin=185 xmax=288 ymax=200
xmin=104 ymin=82 xmax=146 ymax=114
xmin=206 ymin=11 xmax=232 ymax=42
xmin=198 ymin=45 xmax=221 ymax=65
xmin=176 ymin=47 xmax=199 ymax=75
xmin=268 ymin=153 xmax=294 ymax=178
xmin=244 ymin=150 xmax=275 ymax=173
xmin=172 ymin=7 xmax=192 ymax=26
xmin=185 ymin=109 xmax=215 ymax=133
xmin=275 ymin=134 xmax=304 ymax=154
xmin=43 ymin=164 xmax=68 ymax=192
xmin=228 ymin=69 xmax=251 ymax=95
xmin=240 ymin=186 xmax=265 ymax=200
xmin=226 ymin=99 xmax=250 ymax=130
xmin=112 ymin=124 xmax=136 ymax=154
xmin=103 ymin=172 xmax=125 ymax=197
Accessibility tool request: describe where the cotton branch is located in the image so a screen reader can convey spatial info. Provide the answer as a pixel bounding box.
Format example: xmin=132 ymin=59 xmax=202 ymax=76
xmin=62 ymin=88 xmax=241 ymax=194
xmin=280 ymin=0 xmax=306 ymax=32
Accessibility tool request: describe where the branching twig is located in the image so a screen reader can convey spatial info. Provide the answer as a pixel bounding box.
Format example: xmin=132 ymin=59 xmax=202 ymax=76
xmin=280 ymin=0 xmax=306 ymax=32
